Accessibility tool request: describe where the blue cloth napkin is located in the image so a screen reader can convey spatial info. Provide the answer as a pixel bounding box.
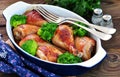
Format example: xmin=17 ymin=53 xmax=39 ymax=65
xmin=0 ymin=37 xmax=61 ymax=77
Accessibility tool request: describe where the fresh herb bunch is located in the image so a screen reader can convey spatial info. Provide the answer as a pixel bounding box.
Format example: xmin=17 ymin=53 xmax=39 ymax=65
xmin=57 ymin=52 xmax=82 ymax=64
xmin=37 ymin=22 xmax=58 ymax=41
xmin=10 ymin=14 xmax=27 ymax=28
xmin=48 ymin=0 xmax=101 ymax=20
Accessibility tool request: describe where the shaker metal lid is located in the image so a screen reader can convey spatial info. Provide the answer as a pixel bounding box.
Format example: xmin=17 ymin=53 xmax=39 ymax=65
xmin=102 ymin=14 xmax=112 ymax=22
xmin=94 ymin=8 xmax=103 ymax=15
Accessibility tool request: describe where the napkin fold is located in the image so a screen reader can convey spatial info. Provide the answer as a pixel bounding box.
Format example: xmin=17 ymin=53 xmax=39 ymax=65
xmin=0 ymin=35 xmax=61 ymax=77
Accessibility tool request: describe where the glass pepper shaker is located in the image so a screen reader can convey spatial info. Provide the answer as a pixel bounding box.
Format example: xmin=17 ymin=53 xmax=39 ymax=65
xmin=91 ymin=8 xmax=103 ymax=25
xmin=100 ymin=14 xmax=113 ymax=28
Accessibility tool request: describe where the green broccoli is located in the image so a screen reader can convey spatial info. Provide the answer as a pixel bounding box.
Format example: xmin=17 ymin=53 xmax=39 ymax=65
xmin=57 ymin=52 xmax=82 ymax=64
xmin=72 ymin=22 xmax=88 ymax=37
xmin=21 ymin=40 xmax=38 ymax=56
xmin=37 ymin=22 xmax=58 ymax=41
xmin=10 ymin=14 xmax=27 ymax=28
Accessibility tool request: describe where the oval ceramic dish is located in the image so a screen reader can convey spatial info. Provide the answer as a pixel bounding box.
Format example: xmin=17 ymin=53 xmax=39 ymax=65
xmin=3 ymin=1 xmax=107 ymax=76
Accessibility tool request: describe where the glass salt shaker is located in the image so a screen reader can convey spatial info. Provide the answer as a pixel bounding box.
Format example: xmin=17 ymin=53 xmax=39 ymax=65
xmin=100 ymin=14 xmax=113 ymax=28
xmin=91 ymin=8 xmax=103 ymax=25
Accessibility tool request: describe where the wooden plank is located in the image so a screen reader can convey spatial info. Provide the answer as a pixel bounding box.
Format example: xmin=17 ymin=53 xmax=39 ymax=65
xmin=0 ymin=26 xmax=8 ymax=41
xmin=101 ymin=0 xmax=120 ymax=19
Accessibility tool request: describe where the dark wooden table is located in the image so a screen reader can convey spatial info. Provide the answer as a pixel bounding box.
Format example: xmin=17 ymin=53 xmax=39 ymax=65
xmin=0 ymin=0 xmax=120 ymax=77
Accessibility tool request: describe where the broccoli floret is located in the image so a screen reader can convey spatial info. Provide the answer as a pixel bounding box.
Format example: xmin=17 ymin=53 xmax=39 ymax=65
xmin=37 ymin=22 xmax=58 ymax=41
xmin=21 ymin=40 xmax=38 ymax=56
xmin=72 ymin=22 xmax=88 ymax=37
xmin=10 ymin=14 xmax=27 ymax=28
xmin=57 ymin=52 xmax=82 ymax=64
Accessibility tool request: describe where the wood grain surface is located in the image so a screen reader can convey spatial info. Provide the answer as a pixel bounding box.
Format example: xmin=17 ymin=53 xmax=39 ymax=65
xmin=0 ymin=0 xmax=120 ymax=77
